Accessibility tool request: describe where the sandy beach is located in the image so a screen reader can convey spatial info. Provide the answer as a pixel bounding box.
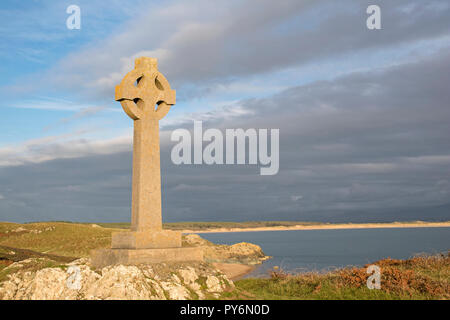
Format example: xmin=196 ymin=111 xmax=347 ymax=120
xmin=212 ymin=263 xmax=256 ymax=280
xmin=181 ymin=221 xmax=450 ymax=234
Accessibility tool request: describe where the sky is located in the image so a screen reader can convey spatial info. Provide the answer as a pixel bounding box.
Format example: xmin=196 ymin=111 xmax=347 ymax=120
xmin=0 ymin=0 xmax=450 ymax=223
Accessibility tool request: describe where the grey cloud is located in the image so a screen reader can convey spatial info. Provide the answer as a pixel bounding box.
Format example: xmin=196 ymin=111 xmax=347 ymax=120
xmin=43 ymin=106 xmax=107 ymax=131
xmin=0 ymin=133 xmax=132 ymax=167
xmin=10 ymin=0 xmax=449 ymax=102
xmin=1 ymin=49 xmax=450 ymax=223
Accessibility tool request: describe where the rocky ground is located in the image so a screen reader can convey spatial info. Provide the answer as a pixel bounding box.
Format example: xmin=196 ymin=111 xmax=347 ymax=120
xmin=0 ymin=257 xmax=234 ymax=300
xmin=0 ymin=222 xmax=269 ymax=300
xmin=183 ymin=234 xmax=269 ymax=265
xmin=1 ymin=222 xmax=447 ymax=300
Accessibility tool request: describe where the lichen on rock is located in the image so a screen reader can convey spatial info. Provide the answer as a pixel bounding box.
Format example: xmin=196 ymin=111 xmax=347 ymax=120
xmin=0 ymin=258 xmax=233 ymax=300
xmin=184 ymin=234 xmax=269 ymax=265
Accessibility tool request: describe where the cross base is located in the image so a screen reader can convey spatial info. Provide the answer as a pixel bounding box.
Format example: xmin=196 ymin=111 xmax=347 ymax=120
xmin=111 ymin=230 xmax=181 ymax=249
xmin=90 ymin=247 xmax=204 ymax=269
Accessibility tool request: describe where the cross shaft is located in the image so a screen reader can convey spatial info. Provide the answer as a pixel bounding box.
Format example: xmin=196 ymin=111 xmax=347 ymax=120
xmin=115 ymin=57 xmax=175 ymax=234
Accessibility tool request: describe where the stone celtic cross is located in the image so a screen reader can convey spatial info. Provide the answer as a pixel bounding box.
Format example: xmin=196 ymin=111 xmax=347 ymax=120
xmin=90 ymin=57 xmax=203 ymax=267
xmin=113 ymin=57 xmax=180 ymax=248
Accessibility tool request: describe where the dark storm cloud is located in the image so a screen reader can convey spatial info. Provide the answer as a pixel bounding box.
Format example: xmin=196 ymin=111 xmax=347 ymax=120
xmin=1 ymin=49 xmax=450 ymax=223
xmin=0 ymin=153 xmax=133 ymax=222
xmin=27 ymin=0 xmax=450 ymax=100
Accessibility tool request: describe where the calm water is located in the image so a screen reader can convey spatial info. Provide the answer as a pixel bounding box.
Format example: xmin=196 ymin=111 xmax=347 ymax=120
xmin=200 ymin=227 xmax=450 ymax=278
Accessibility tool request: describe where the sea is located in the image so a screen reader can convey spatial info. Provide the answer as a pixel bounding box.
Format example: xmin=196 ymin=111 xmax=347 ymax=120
xmin=200 ymin=227 xmax=450 ymax=278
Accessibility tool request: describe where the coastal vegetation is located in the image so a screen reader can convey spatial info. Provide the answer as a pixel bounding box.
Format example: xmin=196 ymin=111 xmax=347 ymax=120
xmin=95 ymin=221 xmax=324 ymax=230
xmin=74 ymin=220 xmax=450 ymax=231
xmin=0 ymin=222 xmax=448 ymax=300
xmin=227 ymin=254 xmax=449 ymax=300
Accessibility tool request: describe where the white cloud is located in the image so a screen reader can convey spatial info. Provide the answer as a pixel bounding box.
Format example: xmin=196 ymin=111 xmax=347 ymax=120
xmin=161 ymin=103 xmax=254 ymax=128
xmin=11 ymin=96 xmax=99 ymax=112
xmin=0 ymin=132 xmax=132 ymax=167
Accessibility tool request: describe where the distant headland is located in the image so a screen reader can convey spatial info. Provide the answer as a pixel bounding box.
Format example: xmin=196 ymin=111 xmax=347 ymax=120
xmin=90 ymin=220 xmax=450 ymax=234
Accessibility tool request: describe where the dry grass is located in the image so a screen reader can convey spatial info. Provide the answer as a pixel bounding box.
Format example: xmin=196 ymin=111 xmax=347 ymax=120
xmin=0 ymin=222 xmax=114 ymax=257
xmin=229 ymin=253 xmax=449 ymax=300
xmin=336 ymin=254 xmax=449 ymax=298
xmin=96 ymin=221 xmax=324 ymax=230
xmin=1 ymin=221 xmax=448 ymax=300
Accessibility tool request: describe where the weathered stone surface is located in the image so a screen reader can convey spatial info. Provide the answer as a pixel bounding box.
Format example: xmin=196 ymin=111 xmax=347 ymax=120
xmin=206 ymin=275 xmax=223 ymax=293
xmin=90 ymin=57 xmax=203 ymax=265
xmin=184 ymin=234 xmax=268 ymax=264
xmin=0 ymin=259 xmax=232 ymax=300
xmin=90 ymin=247 xmax=203 ymax=269
xmin=111 ymin=230 xmax=181 ymax=249
xmin=115 ymin=57 xmax=175 ymax=233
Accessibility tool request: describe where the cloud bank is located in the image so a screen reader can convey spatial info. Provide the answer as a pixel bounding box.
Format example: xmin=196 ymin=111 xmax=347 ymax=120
xmin=1 ymin=47 xmax=450 ymax=222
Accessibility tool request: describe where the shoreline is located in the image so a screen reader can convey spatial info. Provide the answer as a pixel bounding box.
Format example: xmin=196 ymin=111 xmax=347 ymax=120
xmin=181 ymin=221 xmax=450 ymax=234
xmin=212 ymin=263 xmax=256 ymax=280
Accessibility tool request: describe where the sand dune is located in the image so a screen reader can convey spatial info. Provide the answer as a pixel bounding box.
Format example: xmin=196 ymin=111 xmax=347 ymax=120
xmin=181 ymin=221 xmax=450 ymax=234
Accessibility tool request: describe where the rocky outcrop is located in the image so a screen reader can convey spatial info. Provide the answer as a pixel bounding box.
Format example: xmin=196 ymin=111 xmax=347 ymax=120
xmin=0 ymin=258 xmax=233 ymax=300
xmin=0 ymin=231 xmax=268 ymax=299
xmin=184 ymin=234 xmax=269 ymax=265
